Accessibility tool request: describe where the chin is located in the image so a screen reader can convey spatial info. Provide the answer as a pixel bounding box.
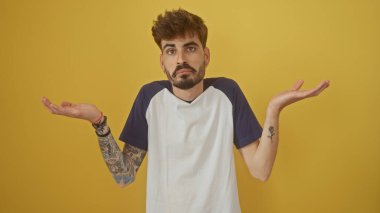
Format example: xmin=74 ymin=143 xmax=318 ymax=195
xmin=174 ymin=77 xmax=203 ymax=90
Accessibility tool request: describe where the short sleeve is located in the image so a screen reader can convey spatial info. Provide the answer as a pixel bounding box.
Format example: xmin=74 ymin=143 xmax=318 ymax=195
xmin=213 ymin=78 xmax=263 ymax=149
xmin=119 ymin=87 xmax=149 ymax=151
xmin=232 ymin=83 xmax=262 ymax=148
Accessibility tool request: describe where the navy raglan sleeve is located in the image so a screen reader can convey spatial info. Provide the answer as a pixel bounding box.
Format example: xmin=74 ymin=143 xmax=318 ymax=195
xmin=119 ymin=86 xmax=149 ymax=151
xmin=232 ymin=81 xmax=263 ymax=148
xmin=213 ymin=78 xmax=263 ymax=149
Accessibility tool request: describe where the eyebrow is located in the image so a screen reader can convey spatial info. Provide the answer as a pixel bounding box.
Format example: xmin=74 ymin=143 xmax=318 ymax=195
xmin=162 ymin=43 xmax=175 ymax=50
xmin=162 ymin=41 xmax=200 ymax=50
xmin=183 ymin=41 xmax=200 ymax=47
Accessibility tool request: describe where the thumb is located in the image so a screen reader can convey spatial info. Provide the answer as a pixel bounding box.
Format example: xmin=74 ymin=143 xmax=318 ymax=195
xmin=291 ymin=80 xmax=304 ymax=91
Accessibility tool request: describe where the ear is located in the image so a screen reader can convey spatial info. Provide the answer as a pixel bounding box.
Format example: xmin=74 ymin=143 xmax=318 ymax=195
xmin=204 ymin=47 xmax=210 ymax=67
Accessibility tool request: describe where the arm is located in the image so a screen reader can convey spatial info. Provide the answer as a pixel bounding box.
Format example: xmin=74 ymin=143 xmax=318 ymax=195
xmin=239 ymin=80 xmax=330 ymax=181
xmin=41 ymin=97 xmax=147 ymax=187
xmin=239 ymin=107 xmax=279 ymax=182
xmin=94 ymin=117 xmax=147 ymax=188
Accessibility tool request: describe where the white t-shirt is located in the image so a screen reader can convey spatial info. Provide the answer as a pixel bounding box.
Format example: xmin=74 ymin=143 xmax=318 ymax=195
xmin=120 ymin=77 xmax=262 ymax=213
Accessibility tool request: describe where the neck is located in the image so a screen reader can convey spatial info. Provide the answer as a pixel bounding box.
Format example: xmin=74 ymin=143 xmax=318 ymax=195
xmin=172 ymin=80 xmax=204 ymax=102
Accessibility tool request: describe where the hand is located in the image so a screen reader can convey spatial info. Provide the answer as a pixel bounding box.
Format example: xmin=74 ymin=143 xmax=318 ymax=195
xmin=268 ymin=80 xmax=330 ymax=112
xmin=41 ymin=96 xmax=102 ymax=123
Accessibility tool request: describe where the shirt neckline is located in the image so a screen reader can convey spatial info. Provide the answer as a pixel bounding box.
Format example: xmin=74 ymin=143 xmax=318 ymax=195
xmin=167 ymin=81 xmax=213 ymax=105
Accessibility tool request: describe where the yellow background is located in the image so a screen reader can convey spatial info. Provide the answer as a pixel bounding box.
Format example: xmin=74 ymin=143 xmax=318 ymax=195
xmin=1 ymin=0 xmax=379 ymax=212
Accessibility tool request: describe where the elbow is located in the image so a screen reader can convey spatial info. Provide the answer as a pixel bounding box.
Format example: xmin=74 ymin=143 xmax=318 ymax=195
xmin=249 ymin=158 xmax=274 ymax=182
xmin=118 ymin=183 xmax=127 ymax=188
xmin=115 ymin=175 xmax=135 ymax=188
xmin=118 ymin=183 xmax=131 ymax=188
xmin=256 ymin=174 xmax=270 ymax=182
xmin=249 ymin=168 xmax=271 ymax=182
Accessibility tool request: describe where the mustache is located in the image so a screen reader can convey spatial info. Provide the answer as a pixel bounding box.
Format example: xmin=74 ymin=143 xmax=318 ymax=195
xmin=173 ymin=63 xmax=196 ymax=77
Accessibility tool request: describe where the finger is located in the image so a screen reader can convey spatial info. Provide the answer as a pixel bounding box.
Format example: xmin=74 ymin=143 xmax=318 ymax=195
xmin=61 ymin=101 xmax=73 ymax=107
xmin=41 ymin=97 xmax=54 ymax=113
xmin=42 ymin=97 xmax=71 ymax=116
xmin=41 ymin=97 xmax=56 ymax=113
xmin=291 ymin=80 xmax=304 ymax=91
xmin=303 ymin=80 xmax=330 ymax=97
xmin=317 ymin=80 xmax=328 ymax=89
xmin=313 ymin=80 xmax=330 ymax=94
xmin=52 ymin=105 xmax=68 ymax=115
xmin=49 ymin=104 xmax=60 ymax=114
xmin=319 ymin=80 xmax=330 ymax=91
xmin=316 ymin=81 xmax=330 ymax=96
xmin=324 ymin=80 xmax=330 ymax=88
xmin=41 ymin=96 xmax=52 ymax=106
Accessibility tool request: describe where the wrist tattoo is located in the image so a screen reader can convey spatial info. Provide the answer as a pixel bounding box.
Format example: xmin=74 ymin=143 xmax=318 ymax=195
xmin=267 ymin=126 xmax=275 ymax=141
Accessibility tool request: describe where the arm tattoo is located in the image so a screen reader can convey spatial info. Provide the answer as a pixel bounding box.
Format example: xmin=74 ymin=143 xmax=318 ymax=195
xmin=97 ymin=126 xmax=147 ymax=186
xmin=267 ymin=126 xmax=275 ymax=141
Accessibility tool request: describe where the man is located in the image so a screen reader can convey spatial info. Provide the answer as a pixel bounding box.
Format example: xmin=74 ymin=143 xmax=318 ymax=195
xmin=41 ymin=8 xmax=329 ymax=213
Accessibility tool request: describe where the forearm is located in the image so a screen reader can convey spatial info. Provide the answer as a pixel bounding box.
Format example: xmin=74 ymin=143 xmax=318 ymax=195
xmin=93 ymin=118 xmax=135 ymax=187
xmin=252 ymin=106 xmax=280 ymax=180
xmin=245 ymin=80 xmax=330 ymax=181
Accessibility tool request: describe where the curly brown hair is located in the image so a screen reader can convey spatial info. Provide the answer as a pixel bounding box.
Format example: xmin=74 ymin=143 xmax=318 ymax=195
xmin=151 ymin=8 xmax=208 ymax=50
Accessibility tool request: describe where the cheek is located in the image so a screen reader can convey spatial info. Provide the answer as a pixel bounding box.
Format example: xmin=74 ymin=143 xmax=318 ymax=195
xmin=191 ymin=60 xmax=205 ymax=70
xmin=190 ymin=54 xmax=205 ymax=64
xmin=162 ymin=64 xmax=175 ymax=77
xmin=162 ymin=58 xmax=176 ymax=70
xmin=164 ymin=64 xmax=175 ymax=75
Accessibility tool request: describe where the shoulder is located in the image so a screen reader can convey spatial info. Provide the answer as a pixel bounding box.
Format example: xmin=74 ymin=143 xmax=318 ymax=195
xmin=130 ymin=80 xmax=170 ymax=107
xmin=206 ymin=77 xmax=241 ymax=92
xmin=206 ymin=77 xmax=249 ymax=105
xmin=138 ymin=80 xmax=171 ymax=99
xmin=141 ymin=80 xmax=171 ymax=92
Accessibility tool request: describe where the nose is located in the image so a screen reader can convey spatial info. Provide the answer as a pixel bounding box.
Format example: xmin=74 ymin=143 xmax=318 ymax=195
xmin=176 ymin=50 xmax=186 ymax=64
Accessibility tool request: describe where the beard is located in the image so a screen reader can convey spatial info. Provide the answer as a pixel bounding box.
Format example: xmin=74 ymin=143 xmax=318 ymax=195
xmin=164 ymin=63 xmax=205 ymax=90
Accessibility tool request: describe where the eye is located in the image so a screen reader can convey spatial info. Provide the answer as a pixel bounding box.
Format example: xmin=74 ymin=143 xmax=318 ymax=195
xmin=166 ymin=48 xmax=176 ymax=55
xmin=187 ymin=46 xmax=197 ymax=52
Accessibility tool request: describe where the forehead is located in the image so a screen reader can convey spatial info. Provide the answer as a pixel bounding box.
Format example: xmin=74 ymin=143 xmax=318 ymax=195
xmin=161 ymin=33 xmax=202 ymax=48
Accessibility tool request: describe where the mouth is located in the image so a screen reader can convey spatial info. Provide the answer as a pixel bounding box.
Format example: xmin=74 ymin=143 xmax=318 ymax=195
xmin=173 ymin=68 xmax=195 ymax=77
xmin=176 ymin=69 xmax=194 ymax=75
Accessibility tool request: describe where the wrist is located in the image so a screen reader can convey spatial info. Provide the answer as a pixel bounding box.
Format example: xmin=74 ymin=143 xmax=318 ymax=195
xmin=267 ymin=103 xmax=281 ymax=117
xmin=90 ymin=111 xmax=103 ymax=124
xmin=92 ymin=115 xmax=111 ymax=137
xmin=95 ymin=125 xmax=110 ymax=137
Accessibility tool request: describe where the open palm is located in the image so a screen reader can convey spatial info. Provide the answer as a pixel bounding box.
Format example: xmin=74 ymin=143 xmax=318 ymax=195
xmin=269 ymin=80 xmax=330 ymax=112
xmin=41 ymin=96 xmax=101 ymax=123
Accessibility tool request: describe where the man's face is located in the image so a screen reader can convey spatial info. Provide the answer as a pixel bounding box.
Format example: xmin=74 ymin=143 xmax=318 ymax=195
xmin=160 ymin=34 xmax=210 ymax=90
